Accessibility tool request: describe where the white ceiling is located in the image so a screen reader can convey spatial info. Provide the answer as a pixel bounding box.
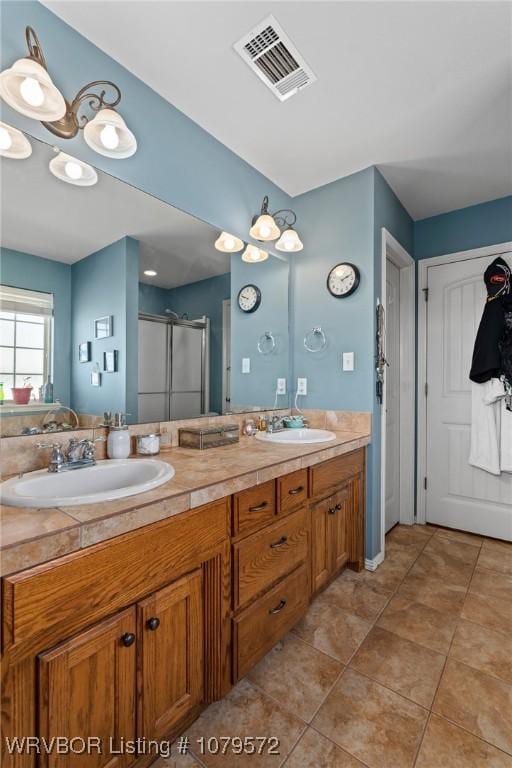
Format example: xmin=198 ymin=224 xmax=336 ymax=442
xmin=0 ymin=139 xmax=229 ymax=289
xmin=43 ymin=0 xmax=512 ymax=219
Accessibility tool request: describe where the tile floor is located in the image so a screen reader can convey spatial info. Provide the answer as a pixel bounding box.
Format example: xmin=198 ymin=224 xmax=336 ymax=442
xmin=157 ymin=524 xmax=512 ymax=768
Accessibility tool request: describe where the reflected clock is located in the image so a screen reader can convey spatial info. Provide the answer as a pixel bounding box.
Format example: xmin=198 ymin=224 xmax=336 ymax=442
xmin=237 ymin=284 xmax=261 ymax=313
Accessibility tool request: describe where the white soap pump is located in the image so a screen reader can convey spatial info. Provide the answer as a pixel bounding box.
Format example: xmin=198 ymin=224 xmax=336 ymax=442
xmin=107 ymin=412 xmax=131 ymax=459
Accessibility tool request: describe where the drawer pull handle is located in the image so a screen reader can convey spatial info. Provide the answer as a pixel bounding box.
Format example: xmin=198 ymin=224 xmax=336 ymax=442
xmin=269 ymin=599 xmax=287 ymax=614
xmin=328 ymin=507 xmax=336 ymax=515
xmin=249 ymin=501 xmax=268 ymax=512
xmin=146 ymin=617 xmax=160 ymax=631
xmin=121 ymin=632 xmax=136 ymax=647
xmin=270 ymin=535 xmax=288 ymax=548
xmin=288 ymin=486 xmax=304 ymax=495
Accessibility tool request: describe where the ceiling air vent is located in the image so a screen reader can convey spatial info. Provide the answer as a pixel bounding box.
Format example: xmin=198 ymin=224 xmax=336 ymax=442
xmin=234 ymin=16 xmax=316 ymax=102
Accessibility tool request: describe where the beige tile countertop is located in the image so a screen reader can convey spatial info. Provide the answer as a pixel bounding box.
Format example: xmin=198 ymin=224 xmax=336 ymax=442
xmin=0 ymin=428 xmax=370 ymax=576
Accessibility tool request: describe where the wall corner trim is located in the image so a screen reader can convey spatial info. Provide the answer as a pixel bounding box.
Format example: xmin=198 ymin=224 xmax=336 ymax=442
xmin=364 ymin=551 xmax=385 ymax=571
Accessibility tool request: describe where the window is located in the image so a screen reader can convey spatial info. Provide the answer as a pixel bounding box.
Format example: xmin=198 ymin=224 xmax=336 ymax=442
xmin=0 ymin=285 xmax=53 ymax=401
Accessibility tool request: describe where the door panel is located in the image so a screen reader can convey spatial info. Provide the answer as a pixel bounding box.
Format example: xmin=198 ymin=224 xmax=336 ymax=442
xmin=426 ymin=253 xmax=512 ymax=538
xmin=138 ymin=393 xmax=167 ymax=423
xmin=138 ymin=319 xmax=167 ymax=393
xmin=331 ymin=488 xmax=350 ymax=572
xmin=170 ymin=391 xmax=202 ymax=420
xmin=38 ymin=608 xmax=137 ymax=768
xmin=385 ymin=258 xmax=400 ymax=532
xmin=138 ymin=570 xmax=203 ymax=740
xmin=311 ymin=500 xmax=331 ymax=593
xmin=172 ymin=325 xmax=203 ymax=391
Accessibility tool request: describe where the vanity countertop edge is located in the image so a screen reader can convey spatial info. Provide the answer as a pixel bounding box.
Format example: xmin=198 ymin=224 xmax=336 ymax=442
xmin=0 ymin=429 xmax=371 ymax=574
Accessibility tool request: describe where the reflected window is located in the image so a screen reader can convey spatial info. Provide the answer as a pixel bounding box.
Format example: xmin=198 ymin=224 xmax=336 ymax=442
xmin=0 ymin=285 xmax=53 ymax=400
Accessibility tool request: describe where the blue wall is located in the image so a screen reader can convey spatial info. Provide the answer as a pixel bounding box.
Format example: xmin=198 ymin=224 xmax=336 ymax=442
xmin=414 ymin=196 xmax=512 ymax=259
xmin=139 ymin=273 xmax=231 ymax=414
xmin=71 ymin=237 xmax=139 ymax=418
xmin=231 ymin=255 xmax=290 ymax=410
xmin=0 ymin=247 xmax=71 ymax=404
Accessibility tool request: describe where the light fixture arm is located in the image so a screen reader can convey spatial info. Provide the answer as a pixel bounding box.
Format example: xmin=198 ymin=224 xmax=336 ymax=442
xmin=25 ymin=26 xmax=47 ymax=70
xmin=253 ymin=195 xmax=298 ymax=229
xmin=70 ymin=81 xmax=122 ymax=129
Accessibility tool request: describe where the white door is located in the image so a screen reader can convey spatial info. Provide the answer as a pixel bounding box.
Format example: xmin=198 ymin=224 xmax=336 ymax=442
xmin=385 ymin=259 xmax=401 ymax=532
xmin=425 ymin=253 xmax=512 ymax=539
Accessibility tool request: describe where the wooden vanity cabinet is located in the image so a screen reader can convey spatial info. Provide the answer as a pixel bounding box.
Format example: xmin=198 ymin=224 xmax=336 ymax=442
xmin=38 ymin=608 xmax=137 ymax=768
xmin=311 ymin=486 xmax=350 ymax=593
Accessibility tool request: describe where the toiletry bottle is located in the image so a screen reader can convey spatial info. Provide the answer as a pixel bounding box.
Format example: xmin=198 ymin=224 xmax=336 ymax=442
xmin=0 ymin=382 xmax=4 ymax=405
xmin=107 ymin=412 xmax=131 ymax=459
xmin=44 ymin=377 xmax=53 ymax=403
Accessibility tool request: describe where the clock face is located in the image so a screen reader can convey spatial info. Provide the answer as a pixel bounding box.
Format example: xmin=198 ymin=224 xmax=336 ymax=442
xmin=237 ymin=284 xmax=261 ymax=313
xmin=327 ymin=263 xmax=360 ymax=298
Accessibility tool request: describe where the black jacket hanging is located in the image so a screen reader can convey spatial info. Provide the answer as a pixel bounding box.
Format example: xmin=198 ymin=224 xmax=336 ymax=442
xmin=469 ymin=257 xmax=511 ymax=383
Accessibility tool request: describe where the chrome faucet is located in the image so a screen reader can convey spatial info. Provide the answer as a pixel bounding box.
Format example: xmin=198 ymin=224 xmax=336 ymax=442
xmin=266 ymin=415 xmax=285 ymax=434
xmin=37 ymin=436 xmax=106 ymax=473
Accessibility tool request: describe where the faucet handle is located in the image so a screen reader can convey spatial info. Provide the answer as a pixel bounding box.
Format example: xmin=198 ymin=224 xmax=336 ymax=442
xmin=36 ymin=441 xmax=62 ymax=449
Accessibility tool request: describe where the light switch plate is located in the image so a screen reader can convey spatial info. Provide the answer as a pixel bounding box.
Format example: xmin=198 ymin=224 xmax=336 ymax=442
xmin=343 ymin=352 xmax=354 ymax=371
xmin=297 ymin=377 xmax=307 ymax=395
xmin=242 ymin=358 xmax=251 ymax=374
xmin=277 ymin=378 xmax=286 ymax=395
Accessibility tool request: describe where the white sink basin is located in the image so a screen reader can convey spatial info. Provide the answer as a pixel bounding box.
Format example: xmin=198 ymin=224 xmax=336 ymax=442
xmin=255 ymin=428 xmax=336 ymax=445
xmin=1 ymin=459 xmax=175 ymax=508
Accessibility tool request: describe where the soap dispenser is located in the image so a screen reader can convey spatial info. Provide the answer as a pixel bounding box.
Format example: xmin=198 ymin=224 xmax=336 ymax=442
xmin=107 ymin=412 xmax=131 ymax=459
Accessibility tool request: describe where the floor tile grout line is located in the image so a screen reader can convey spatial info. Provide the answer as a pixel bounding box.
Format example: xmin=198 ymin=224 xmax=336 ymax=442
xmin=428 ymin=711 xmax=512 ymax=758
xmin=307 ymin=722 xmax=374 ymax=768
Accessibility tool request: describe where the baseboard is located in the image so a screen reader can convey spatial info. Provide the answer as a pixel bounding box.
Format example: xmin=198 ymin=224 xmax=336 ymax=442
xmin=365 ymin=551 xmax=384 ymax=571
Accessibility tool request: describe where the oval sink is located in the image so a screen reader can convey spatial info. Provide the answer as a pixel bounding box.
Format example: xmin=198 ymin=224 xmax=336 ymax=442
xmin=255 ymin=428 xmax=336 ymax=445
xmin=1 ymin=459 xmax=175 ymax=508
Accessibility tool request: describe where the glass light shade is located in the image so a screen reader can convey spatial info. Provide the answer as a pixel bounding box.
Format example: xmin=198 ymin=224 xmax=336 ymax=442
xmin=241 ymin=244 xmax=268 ymax=263
xmin=249 ymin=213 xmax=280 ymax=242
xmin=275 ymin=227 xmax=303 ymax=252
xmin=0 ymin=121 xmax=32 ymax=159
xmin=83 ymin=108 xmax=137 ymax=158
xmin=214 ymin=231 xmax=244 ymax=253
xmin=49 ymin=151 xmax=98 ymax=186
xmin=0 ymin=58 xmax=66 ymax=121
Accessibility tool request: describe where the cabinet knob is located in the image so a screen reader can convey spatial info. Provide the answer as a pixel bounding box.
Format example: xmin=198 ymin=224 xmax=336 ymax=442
xmin=328 ymin=507 xmax=336 ymax=515
xmin=146 ymin=617 xmax=160 ymax=631
xmin=270 ymin=535 xmax=287 ymax=548
xmin=121 ymin=632 xmax=136 ymax=647
xmin=336 ymin=503 xmax=342 ymax=511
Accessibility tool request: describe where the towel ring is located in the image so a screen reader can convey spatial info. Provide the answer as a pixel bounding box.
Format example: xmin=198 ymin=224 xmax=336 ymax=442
xmin=304 ymin=327 xmax=327 ymax=353
xmin=257 ymin=331 xmax=276 ymax=355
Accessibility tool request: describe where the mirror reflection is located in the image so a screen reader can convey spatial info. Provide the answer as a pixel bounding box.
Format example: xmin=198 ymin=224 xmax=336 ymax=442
xmin=0 ymin=138 xmax=290 ymax=435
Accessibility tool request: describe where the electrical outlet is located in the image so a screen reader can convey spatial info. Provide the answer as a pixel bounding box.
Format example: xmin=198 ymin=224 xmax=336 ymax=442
xmin=342 ymin=352 xmax=354 ymax=371
xmin=277 ymin=378 xmax=286 ymax=395
xmin=297 ymin=377 xmax=307 ymax=396
xmin=242 ymin=358 xmax=250 ymax=374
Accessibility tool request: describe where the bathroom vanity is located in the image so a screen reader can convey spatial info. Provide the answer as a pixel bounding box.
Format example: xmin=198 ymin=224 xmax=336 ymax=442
xmin=0 ymin=426 xmax=368 ymax=768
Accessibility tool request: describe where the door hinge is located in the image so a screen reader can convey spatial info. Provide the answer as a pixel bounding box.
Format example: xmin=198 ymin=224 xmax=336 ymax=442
xmin=424 ymin=477 xmax=427 ymax=490
xmin=424 ymin=382 xmax=428 ymax=397
xmin=423 ymin=287 xmax=429 ymax=302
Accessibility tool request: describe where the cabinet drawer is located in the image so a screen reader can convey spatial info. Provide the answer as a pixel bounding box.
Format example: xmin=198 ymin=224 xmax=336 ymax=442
xmin=277 ymin=469 xmax=308 ymax=515
xmin=233 ymin=564 xmax=309 ymax=680
xmin=233 ymin=507 xmax=308 ymax=609
xmin=309 ymin=448 xmax=364 ymax=497
xmin=232 ymin=480 xmax=276 ymax=537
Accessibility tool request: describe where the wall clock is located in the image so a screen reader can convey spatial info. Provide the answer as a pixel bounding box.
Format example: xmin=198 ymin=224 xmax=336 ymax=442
xmin=237 ymin=284 xmax=261 ymax=313
xmin=327 ymin=263 xmax=360 ymax=298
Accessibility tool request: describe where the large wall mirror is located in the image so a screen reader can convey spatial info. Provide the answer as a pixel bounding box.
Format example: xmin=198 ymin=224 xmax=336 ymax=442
xmin=0 ymin=137 xmax=291 ymax=436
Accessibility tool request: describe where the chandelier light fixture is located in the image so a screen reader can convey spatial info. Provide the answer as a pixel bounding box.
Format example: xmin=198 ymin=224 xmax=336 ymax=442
xmin=0 ymin=120 xmax=32 ymax=159
xmin=49 ymin=149 xmax=98 ymax=186
xmin=214 ymin=231 xmax=244 ymax=253
xmin=249 ymin=196 xmax=304 ymax=252
xmin=241 ymin=244 xmax=268 ymax=263
xmin=0 ymin=26 xmax=137 ymax=158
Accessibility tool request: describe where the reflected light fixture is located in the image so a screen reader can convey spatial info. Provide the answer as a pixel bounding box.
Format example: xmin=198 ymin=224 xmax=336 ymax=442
xmin=250 ymin=196 xmax=303 ymax=251
xmin=214 ymin=231 xmax=244 ymax=253
xmin=143 ymin=269 xmax=157 ymax=277
xmin=241 ymin=244 xmax=268 ymax=263
xmin=0 ymin=27 xmax=136 ymax=158
xmin=0 ymin=121 xmax=32 ymax=159
xmin=49 ymin=150 xmax=98 ymax=186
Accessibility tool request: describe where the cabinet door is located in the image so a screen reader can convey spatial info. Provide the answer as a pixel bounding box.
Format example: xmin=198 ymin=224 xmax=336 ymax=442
xmin=38 ymin=608 xmax=137 ymax=768
xmin=311 ymin=499 xmax=331 ymax=593
xmin=138 ymin=569 xmax=203 ymax=741
xmin=330 ymin=487 xmax=350 ymax=573
xmin=347 ymin=473 xmax=365 ymax=571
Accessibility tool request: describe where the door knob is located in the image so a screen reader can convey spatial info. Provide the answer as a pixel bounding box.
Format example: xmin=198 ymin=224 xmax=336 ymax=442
xmin=121 ymin=632 xmax=136 ymax=647
xmin=146 ymin=617 xmax=160 ymax=631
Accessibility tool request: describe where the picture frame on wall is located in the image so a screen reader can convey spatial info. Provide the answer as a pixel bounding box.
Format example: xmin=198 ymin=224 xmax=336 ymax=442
xmin=95 ymin=315 xmax=113 ymax=339
xmin=103 ymin=350 xmax=118 ymax=373
xmin=90 ymin=369 xmax=101 ymax=387
xmin=78 ymin=341 xmax=91 ymax=363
